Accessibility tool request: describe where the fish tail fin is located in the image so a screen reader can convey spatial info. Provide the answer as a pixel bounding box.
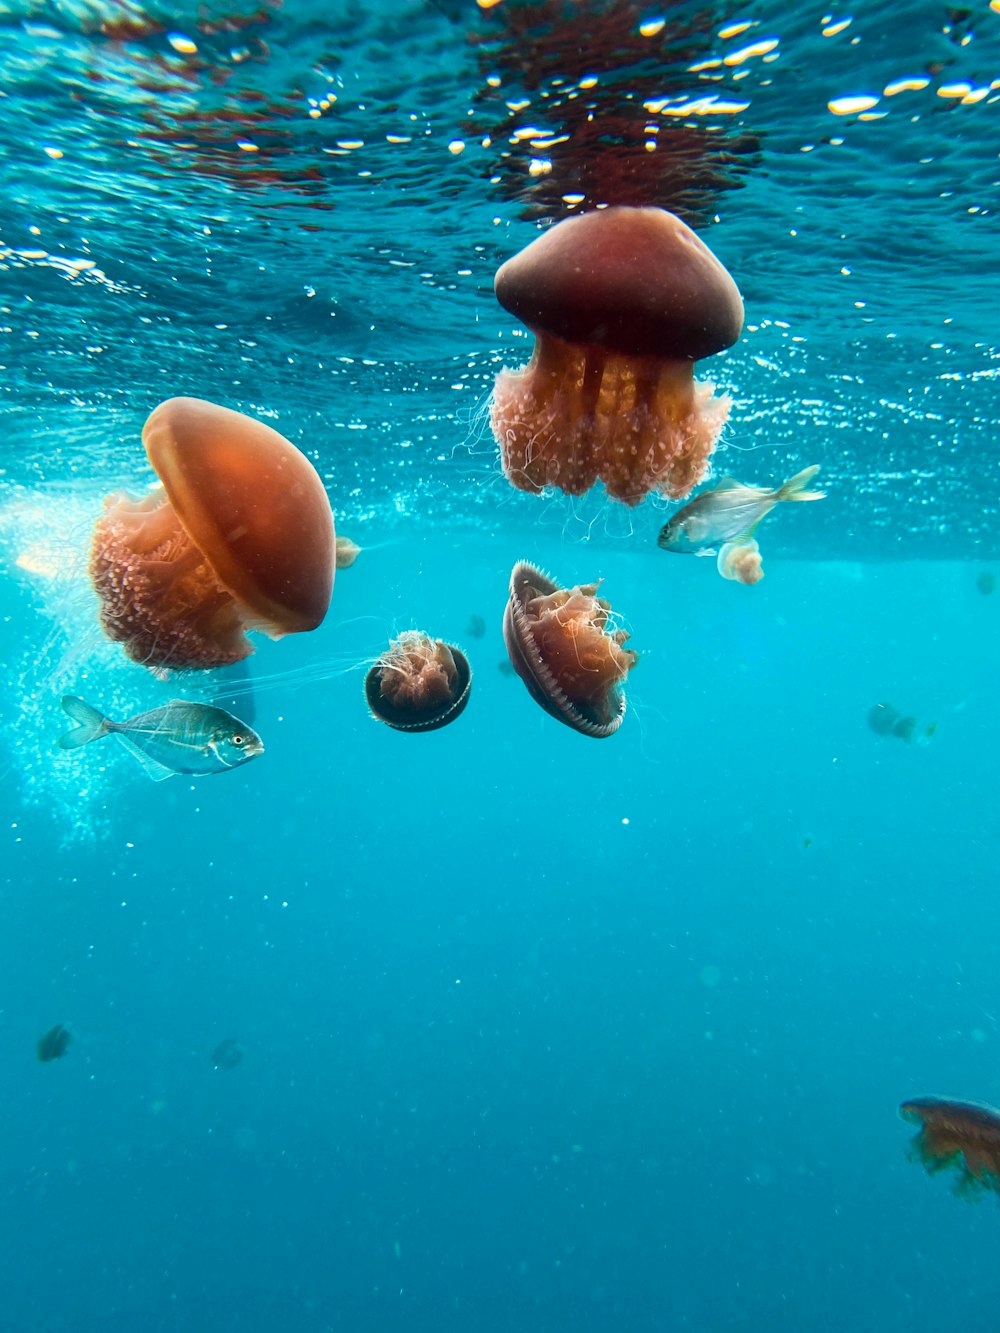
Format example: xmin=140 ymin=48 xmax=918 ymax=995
xmin=776 ymin=465 xmax=825 ymax=502
xmin=58 ymin=696 xmax=112 ymax=750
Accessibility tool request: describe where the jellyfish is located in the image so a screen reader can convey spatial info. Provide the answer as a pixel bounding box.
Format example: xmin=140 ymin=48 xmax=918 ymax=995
xmin=503 ymin=560 xmax=638 ymax=738
xmin=336 ymin=536 xmax=361 ymax=569
xmin=365 ymin=631 xmax=472 ymax=732
xmin=868 ymin=703 xmax=934 ymax=745
xmin=718 ymin=538 xmax=764 ymax=585
xmin=211 ymin=1038 xmax=244 ymax=1071
xmin=976 ymin=570 xmax=995 ymax=596
xmin=490 ymin=206 xmax=744 ymax=506
xmin=900 ymin=1096 xmax=1000 ymax=1196
xmin=90 ymin=397 xmax=336 ymax=672
xmin=37 ymin=1024 xmax=72 ymax=1062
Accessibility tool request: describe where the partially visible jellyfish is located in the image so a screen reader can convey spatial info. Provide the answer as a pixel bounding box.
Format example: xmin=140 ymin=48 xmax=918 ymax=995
xmin=868 ymin=702 xmax=935 ymax=745
xmin=503 ymin=561 xmax=638 ymax=738
xmin=718 ymin=538 xmax=764 ymax=585
xmin=900 ymin=1096 xmax=1000 ymax=1197
xmin=211 ymin=1038 xmax=244 ymax=1071
xmin=365 ymin=631 xmax=472 ymax=732
xmin=90 ymin=397 xmax=336 ymax=672
xmin=868 ymin=702 xmax=900 ymax=736
xmin=37 ymin=1024 xmax=72 ymax=1062
xmin=490 ymin=207 xmax=743 ymax=505
xmin=336 ymin=536 xmax=361 ymax=569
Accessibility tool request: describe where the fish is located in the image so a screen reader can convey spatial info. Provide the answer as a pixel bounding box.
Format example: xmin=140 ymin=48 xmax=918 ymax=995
xmin=657 ymin=465 xmax=825 ymax=555
xmin=58 ymin=696 xmax=264 ymax=781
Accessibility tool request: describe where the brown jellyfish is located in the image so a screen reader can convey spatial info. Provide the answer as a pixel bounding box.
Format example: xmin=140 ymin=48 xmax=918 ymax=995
xmin=900 ymin=1096 xmax=1000 ymax=1197
xmin=365 ymin=631 xmax=472 ymax=733
xmin=90 ymin=397 xmax=335 ymax=671
xmin=503 ymin=561 xmax=638 ymax=738
xmin=490 ymin=206 xmax=744 ymax=506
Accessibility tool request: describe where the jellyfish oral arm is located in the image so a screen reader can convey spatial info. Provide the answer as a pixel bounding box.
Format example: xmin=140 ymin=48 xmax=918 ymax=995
xmin=492 ymin=332 xmax=730 ymax=505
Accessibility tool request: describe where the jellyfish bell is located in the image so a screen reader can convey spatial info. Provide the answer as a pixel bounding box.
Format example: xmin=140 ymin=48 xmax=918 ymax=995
xmin=90 ymin=397 xmax=336 ymax=672
xmin=503 ymin=560 xmax=638 ymax=738
xmin=365 ymin=631 xmax=472 ymax=732
xmin=490 ymin=206 xmax=743 ymax=506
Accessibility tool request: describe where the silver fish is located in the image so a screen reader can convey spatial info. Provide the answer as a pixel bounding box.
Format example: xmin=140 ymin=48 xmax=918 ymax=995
xmin=58 ymin=696 xmax=264 ymax=781
xmin=657 ymin=465 xmax=825 ymax=555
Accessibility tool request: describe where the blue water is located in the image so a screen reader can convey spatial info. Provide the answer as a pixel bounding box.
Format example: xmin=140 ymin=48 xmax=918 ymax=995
xmin=2 ymin=0 xmax=1000 ymax=1329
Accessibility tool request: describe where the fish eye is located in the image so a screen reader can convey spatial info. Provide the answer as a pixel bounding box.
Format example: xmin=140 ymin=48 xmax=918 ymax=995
xmin=232 ymin=734 xmax=245 ymax=747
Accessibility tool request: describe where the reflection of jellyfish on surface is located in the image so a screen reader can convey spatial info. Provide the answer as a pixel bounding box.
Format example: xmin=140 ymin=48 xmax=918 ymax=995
xmin=900 ymin=1096 xmax=1000 ymax=1197
xmin=468 ymin=0 xmax=761 ymax=228
xmin=365 ymin=632 xmax=472 ymax=732
xmin=718 ymin=539 xmax=764 ymax=586
xmin=491 ymin=207 xmax=743 ymax=505
xmin=37 ymin=1024 xmax=72 ymax=1062
xmin=90 ymin=397 xmax=336 ymax=672
xmin=503 ymin=561 xmax=638 ymax=738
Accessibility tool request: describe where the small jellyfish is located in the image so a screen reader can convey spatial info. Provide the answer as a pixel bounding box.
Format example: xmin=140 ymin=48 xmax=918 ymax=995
xmin=336 ymin=536 xmax=361 ymax=569
xmin=503 ymin=560 xmax=638 ymax=738
xmin=37 ymin=1024 xmax=72 ymax=1062
xmin=900 ymin=1096 xmax=1000 ymax=1197
xmin=490 ymin=206 xmax=743 ymax=504
xmin=465 ymin=613 xmax=487 ymax=640
xmin=717 ymin=538 xmax=764 ymax=585
xmin=976 ymin=570 xmax=995 ymax=596
xmin=365 ymin=631 xmax=472 ymax=732
xmin=90 ymin=397 xmax=336 ymax=671
xmin=211 ymin=1037 xmax=243 ymax=1071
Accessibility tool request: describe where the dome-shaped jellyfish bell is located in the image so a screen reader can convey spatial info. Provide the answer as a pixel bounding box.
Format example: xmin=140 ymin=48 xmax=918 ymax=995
xmin=491 ymin=206 xmax=744 ymax=506
xmin=503 ymin=561 xmax=638 ymax=739
xmin=90 ymin=398 xmax=335 ymax=671
xmin=365 ymin=631 xmax=472 ymax=733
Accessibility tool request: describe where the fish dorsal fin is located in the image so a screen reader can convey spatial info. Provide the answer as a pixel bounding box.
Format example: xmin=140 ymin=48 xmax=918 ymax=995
xmin=712 ymin=477 xmax=744 ymax=492
xmin=115 ymin=735 xmax=175 ymax=782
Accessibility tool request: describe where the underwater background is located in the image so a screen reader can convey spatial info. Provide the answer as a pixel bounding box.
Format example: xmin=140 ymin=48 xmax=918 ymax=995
xmin=2 ymin=0 xmax=1000 ymax=1329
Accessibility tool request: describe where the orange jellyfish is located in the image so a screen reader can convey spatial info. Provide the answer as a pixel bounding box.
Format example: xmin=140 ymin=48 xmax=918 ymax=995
xmin=490 ymin=206 xmax=744 ymax=505
xmin=900 ymin=1096 xmax=1000 ymax=1196
xmin=503 ymin=560 xmax=638 ymax=738
xmin=365 ymin=631 xmax=472 ymax=732
xmin=90 ymin=397 xmax=335 ymax=671
xmin=718 ymin=538 xmax=764 ymax=585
